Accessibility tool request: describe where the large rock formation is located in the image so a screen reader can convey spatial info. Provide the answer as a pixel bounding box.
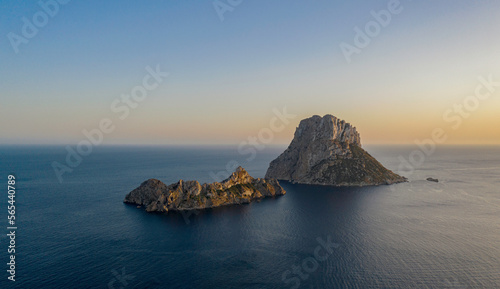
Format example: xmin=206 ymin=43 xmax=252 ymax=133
xmin=124 ymin=167 xmax=285 ymax=212
xmin=265 ymin=115 xmax=407 ymax=186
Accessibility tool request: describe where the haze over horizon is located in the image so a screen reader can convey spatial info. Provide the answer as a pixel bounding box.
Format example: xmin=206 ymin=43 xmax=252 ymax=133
xmin=1 ymin=0 xmax=500 ymax=146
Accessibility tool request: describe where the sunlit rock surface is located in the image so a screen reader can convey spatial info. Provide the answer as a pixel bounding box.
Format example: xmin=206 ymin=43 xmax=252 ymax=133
xmin=266 ymin=115 xmax=407 ymax=186
xmin=125 ymin=167 xmax=285 ymax=212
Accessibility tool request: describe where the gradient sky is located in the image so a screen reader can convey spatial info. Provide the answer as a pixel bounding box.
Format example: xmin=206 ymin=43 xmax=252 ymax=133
xmin=1 ymin=0 xmax=500 ymax=145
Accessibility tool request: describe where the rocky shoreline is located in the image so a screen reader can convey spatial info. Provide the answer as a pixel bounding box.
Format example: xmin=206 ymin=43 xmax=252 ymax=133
xmin=124 ymin=167 xmax=285 ymax=212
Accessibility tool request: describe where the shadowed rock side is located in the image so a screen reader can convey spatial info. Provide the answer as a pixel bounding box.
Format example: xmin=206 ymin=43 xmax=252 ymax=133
xmin=124 ymin=167 xmax=285 ymax=212
xmin=265 ymin=115 xmax=407 ymax=186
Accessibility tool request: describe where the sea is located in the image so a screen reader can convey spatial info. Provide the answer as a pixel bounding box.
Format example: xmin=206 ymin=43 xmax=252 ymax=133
xmin=0 ymin=145 xmax=498 ymax=289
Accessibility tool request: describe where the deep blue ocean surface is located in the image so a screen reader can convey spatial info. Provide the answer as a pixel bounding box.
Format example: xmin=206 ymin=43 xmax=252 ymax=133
xmin=0 ymin=145 xmax=499 ymax=288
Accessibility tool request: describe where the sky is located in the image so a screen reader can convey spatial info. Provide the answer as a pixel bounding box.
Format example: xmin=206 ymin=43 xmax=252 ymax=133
xmin=1 ymin=0 xmax=500 ymax=145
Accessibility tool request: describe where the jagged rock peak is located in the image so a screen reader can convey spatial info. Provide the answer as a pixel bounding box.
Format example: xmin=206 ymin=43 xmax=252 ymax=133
xmin=294 ymin=115 xmax=361 ymax=146
xmin=222 ymin=166 xmax=254 ymax=186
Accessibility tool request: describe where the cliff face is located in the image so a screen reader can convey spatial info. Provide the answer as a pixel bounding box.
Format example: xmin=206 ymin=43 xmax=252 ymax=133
xmin=265 ymin=115 xmax=407 ymax=186
xmin=124 ymin=167 xmax=285 ymax=212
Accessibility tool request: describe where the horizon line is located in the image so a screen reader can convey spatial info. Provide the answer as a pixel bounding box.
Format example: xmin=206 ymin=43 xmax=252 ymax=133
xmin=1 ymin=142 xmax=499 ymax=147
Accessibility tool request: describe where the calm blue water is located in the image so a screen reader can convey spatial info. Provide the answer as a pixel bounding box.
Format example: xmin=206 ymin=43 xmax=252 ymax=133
xmin=0 ymin=145 xmax=499 ymax=288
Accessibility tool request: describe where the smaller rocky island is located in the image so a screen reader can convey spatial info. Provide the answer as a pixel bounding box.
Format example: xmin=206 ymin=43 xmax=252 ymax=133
xmin=124 ymin=167 xmax=285 ymax=212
